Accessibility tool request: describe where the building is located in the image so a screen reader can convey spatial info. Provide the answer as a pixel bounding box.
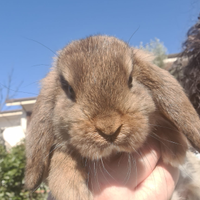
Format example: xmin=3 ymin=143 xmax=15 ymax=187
xmin=0 ymin=97 xmax=36 ymax=148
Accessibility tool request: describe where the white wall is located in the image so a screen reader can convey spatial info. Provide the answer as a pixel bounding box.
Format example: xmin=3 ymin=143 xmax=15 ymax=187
xmin=3 ymin=126 xmax=25 ymax=147
xmin=0 ymin=115 xmax=21 ymax=128
xmin=0 ymin=111 xmax=26 ymax=148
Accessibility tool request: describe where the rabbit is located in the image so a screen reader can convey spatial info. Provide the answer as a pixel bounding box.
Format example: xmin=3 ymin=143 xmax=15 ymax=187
xmin=171 ymin=151 xmax=200 ymax=200
xmin=25 ymin=35 xmax=200 ymax=200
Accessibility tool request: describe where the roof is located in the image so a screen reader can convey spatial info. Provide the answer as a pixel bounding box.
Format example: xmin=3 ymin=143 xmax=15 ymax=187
xmin=6 ymin=97 xmax=36 ymax=104
xmin=167 ymin=53 xmax=181 ymax=58
xmin=6 ymin=97 xmax=37 ymax=112
xmin=164 ymin=53 xmax=188 ymax=71
xmin=0 ymin=109 xmax=22 ymax=118
xmin=0 ymin=109 xmax=22 ymax=114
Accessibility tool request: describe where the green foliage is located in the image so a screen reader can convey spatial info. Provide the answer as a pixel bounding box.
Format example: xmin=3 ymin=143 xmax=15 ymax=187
xmin=0 ymin=144 xmax=48 ymax=200
xmin=139 ymin=38 xmax=167 ymax=68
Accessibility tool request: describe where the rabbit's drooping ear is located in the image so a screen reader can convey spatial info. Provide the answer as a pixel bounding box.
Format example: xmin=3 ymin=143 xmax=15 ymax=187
xmin=132 ymin=49 xmax=200 ymax=153
xmin=25 ymin=70 xmax=57 ymax=190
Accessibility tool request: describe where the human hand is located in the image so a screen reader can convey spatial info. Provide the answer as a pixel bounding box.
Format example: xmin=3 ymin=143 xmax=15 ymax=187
xmin=47 ymin=139 xmax=179 ymax=200
xmin=89 ymin=139 xmax=180 ymax=200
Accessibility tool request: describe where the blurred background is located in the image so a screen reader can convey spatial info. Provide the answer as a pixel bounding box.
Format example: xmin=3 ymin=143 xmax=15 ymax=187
xmin=0 ymin=0 xmax=200 ymax=102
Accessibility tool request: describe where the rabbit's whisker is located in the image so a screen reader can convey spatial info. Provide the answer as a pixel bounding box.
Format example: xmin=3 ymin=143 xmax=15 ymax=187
xmin=123 ymin=153 xmax=132 ymax=185
xmin=150 ymin=132 xmax=183 ymax=146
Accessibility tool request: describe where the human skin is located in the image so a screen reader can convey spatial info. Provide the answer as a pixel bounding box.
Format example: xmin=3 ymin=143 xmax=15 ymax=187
xmin=47 ymin=139 xmax=179 ymax=200
xmin=90 ymin=139 xmax=180 ymax=200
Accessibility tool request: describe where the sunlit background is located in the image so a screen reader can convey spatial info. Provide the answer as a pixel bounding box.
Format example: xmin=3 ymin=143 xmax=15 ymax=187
xmin=0 ymin=0 xmax=200 ymax=102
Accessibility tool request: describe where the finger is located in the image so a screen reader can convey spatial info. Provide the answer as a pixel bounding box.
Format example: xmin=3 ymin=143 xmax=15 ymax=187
xmin=134 ymin=159 xmax=180 ymax=200
xmin=92 ymin=139 xmax=161 ymax=199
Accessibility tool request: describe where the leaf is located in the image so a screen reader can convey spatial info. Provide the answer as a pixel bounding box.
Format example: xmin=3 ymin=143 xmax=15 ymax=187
xmin=0 ymin=144 xmax=48 ymax=199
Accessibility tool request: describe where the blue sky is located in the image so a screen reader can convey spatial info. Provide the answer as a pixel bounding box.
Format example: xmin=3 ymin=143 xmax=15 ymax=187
xmin=0 ymin=0 xmax=200 ymax=106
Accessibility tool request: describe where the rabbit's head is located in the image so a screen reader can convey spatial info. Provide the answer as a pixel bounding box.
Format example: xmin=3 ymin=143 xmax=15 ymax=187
xmin=25 ymin=35 xmax=200 ymax=190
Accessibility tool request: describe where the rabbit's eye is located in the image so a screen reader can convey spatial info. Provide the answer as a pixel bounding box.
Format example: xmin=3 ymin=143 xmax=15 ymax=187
xmin=68 ymin=85 xmax=75 ymax=98
xmin=66 ymin=83 xmax=75 ymax=100
xmin=128 ymin=76 xmax=133 ymax=88
xmin=60 ymin=74 xmax=76 ymax=100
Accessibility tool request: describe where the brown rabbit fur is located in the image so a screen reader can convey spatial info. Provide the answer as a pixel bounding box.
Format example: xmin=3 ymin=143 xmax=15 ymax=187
xmin=25 ymin=35 xmax=200 ymax=200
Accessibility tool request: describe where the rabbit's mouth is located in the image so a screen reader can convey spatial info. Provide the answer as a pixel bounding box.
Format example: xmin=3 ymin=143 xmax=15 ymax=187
xmin=73 ymin=138 xmax=145 ymax=161
xmin=95 ymin=141 xmax=144 ymax=160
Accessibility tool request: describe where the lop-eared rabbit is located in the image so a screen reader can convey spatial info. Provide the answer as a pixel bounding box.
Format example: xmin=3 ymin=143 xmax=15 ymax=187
xmin=25 ymin=35 xmax=200 ymax=200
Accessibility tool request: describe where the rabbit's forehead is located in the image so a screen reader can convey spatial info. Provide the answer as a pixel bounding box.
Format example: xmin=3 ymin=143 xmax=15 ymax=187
xmin=58 ymin=36 xmax=133 ymax=88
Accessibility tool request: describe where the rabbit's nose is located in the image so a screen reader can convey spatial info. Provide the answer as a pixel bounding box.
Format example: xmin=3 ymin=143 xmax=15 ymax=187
xmin=94 ymin=113 xmax=122 ymax=141
xmin=95 ymin=119 xmax=123 ymax=142
xmin=96 ymin=124 xmax=122 ymax=141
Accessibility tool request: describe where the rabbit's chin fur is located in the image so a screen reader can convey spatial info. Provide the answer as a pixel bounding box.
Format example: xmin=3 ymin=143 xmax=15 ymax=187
xmin=25 ymin=35 xmax=200 ymax=200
